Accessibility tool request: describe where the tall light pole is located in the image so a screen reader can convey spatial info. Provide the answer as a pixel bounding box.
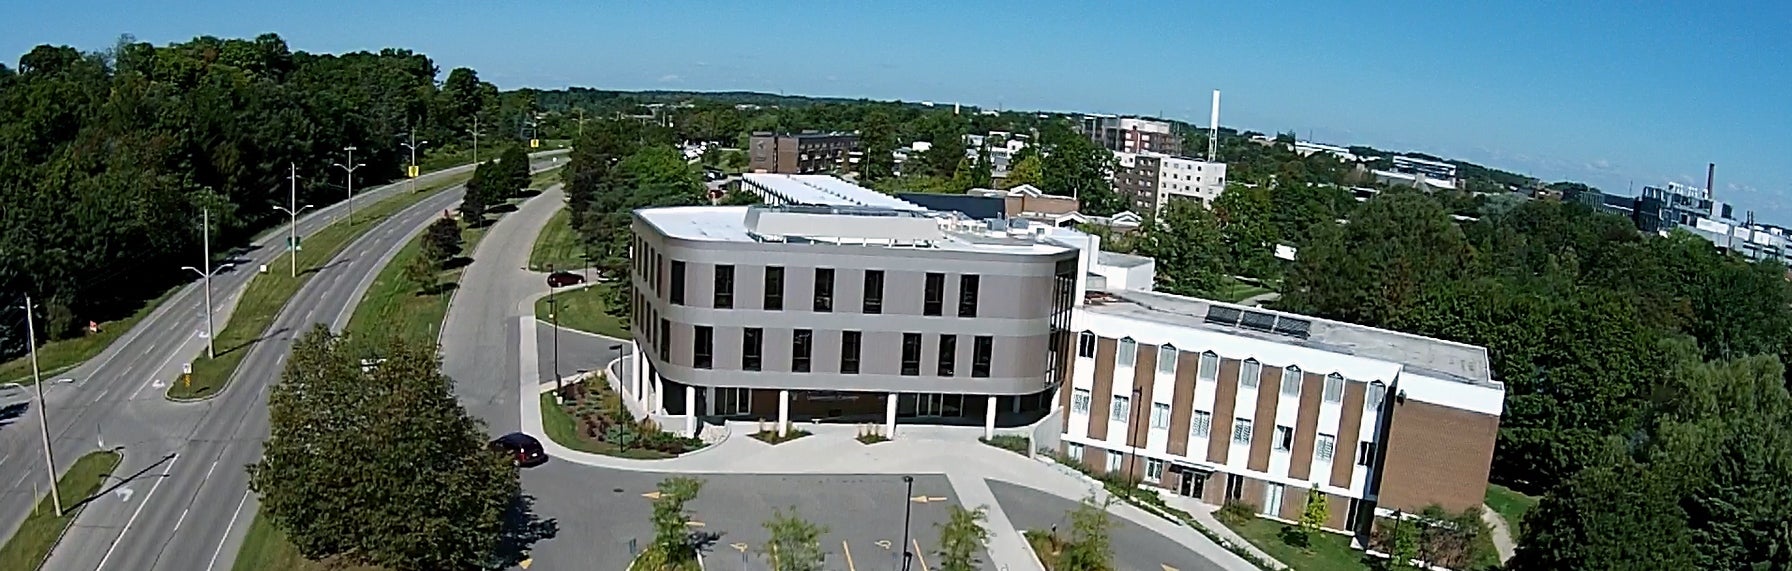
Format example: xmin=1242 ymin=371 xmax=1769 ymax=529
xmin=400 ymin=129 xmax=428 ymax=194
xmin=180 ymin=208 xmax=229 ymax=359
xmin=548 ymin=264 xmax=561 ymax=398
xmin=22 ymin=295 xmax=61 ymax=516
xmin=273 ymin=163 xmax=314 ymax=278
xmin=473 ymin=115 xmax=481 ymax=164
xmin=900 ymin=475 xmax=915 ymax=571
xmin=332 ymin=147 xmax=364 ymax=224
xmin=577 ymin=107 xmax=585 ymax=139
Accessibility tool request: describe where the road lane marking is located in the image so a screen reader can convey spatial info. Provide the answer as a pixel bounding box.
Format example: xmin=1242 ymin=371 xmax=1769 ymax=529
xmin=730 ymin=542 xmax=749 ymax=553
xmin=127 ymin=331 xmax=198 ymax=400
xmin=171 ymin=507 xmax=191 ymax=534
xmin=843 ymin=540 xmax=856 ymax=571
xmin=205 ymin=490 xmax=253 ymax=571
xmin=95 ymin=454 xmax=179 ymax=571
xmin=911 ymin=538 xmax=930 ymax=571
xmin=203 ymin=460 xmax=219 ymax=482
xmin=1163 ymin=565 xmax=1179 ymax=571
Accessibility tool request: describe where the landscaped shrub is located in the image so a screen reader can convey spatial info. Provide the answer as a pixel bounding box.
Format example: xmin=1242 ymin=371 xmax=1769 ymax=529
xmin=1217 ymin=501 xmax=1256 ymax=526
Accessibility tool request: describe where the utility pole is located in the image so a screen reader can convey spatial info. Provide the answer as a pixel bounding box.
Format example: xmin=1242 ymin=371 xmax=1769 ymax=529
xmin=23 ymin=295 xmax=62 ymax=517
xmin=900 ymin=475 xmax=915 ymax=571
xmin=333 ymin=147 xmax=364 ymax=224
xmin=181 ymin=208 xmax=224 ymax=359
xmin=577 ymin=107 xmax=586 ymax=139
xmin=549 ymin=264 xmax=561 ymax=398
xmin=274 ymin=163 xmax=314 ymax=277
xmin=473 ymin=115 xmax=481 ymax=164
xmin=400 ymin=129 xmax=428 ymax=194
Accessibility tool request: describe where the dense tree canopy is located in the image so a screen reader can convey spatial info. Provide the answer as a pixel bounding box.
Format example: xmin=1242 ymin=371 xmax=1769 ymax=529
xmin=0 ymin=34 xmax=505 ymax=358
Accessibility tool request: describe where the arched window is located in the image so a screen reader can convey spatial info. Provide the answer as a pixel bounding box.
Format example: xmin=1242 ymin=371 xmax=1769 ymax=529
xmin=1198 ymin=351 xmax=1220 ymax=382
xmin=1117 ymin=337 xmax=1137 ymax=366
xmin=1367 ymin=381 xmax=1388 ymax=410
xmin=1077 ymin=331 xmax=1097 ymax=358
xmin=1324 ymin=373 xmax=1345 ymax=403
xmin=1281 ymin=366 xmax=1303 ymax=397
xmin=1240 ymin=358 xmax=1262 ymax=389
xmin=1157 ymin=344 xmax=1178 ymax=374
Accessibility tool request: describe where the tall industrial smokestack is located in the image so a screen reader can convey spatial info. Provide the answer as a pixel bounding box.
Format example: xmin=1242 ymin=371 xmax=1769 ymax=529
xmin=1706 ymin=163 xmax=1716 ymax=199
xmin=1208 ymin=90 xmax=1221 ymax=161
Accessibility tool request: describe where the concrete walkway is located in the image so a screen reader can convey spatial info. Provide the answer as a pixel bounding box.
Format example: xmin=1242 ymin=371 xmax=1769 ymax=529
xmin=516 ymin=313 xmax=1272 ymax=571
xmin=1482 ymin=505 xmax=1517 ymax=563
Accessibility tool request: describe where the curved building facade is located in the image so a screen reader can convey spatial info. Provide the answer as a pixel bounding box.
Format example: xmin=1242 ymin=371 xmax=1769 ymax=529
xmin=626 ymin=200 xmax=1080 ymax=435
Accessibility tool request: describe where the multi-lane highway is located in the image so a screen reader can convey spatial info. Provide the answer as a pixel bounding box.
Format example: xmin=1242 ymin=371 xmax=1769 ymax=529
xmin=0 ymin=152 xmax=565 ymax=571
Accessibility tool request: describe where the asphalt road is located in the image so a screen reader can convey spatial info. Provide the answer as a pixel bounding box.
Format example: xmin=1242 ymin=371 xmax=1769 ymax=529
xmin=988 ymin=480 xmax=1225 ymax=571
xmin=0 ymin=152 xmax=567 ymax=571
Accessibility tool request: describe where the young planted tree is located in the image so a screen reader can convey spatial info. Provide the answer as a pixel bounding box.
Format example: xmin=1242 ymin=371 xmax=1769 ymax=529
xmin=248 ymin=326 xmax=516 ymax=571
xmin=762 ymin=506 xmax=827 ymax=571
xmin=1058 ymin=496 xmax=1114 ymax=571
xmin=421 ymin=215 xmax=463 ymax=266
xmin=645 ymin=477 xmax=705 ymax=570
xmin=404 ymin=254 xmax=438 ymax=294
xmin=935 ymin=505 xmax=990 ymax=571
xmin=1289 ymin=484 xmax=1328 ymax=548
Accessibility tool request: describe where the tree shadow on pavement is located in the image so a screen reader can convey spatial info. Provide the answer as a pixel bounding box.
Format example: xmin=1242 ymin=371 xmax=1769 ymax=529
xmin=0 ymin=402 xmax=28 ymax=430
xmin=485 ymin=492 xmax=559 ymax=569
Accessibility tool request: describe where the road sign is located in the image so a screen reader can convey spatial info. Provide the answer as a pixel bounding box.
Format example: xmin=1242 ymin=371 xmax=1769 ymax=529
xmin=518 ymin=558 xmax=532 ymax=569
xmin=287 ymin=236 xmax=302 ymax=251
xmin=182 ymin=363 xmax=192 ymax=375
xmin=408 ymin=165 xmax=420 ymax=178
xmin=530 ymin=139 xmax=540 ymax=148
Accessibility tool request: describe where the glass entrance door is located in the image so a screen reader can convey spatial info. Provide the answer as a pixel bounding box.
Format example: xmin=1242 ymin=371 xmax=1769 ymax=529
xmin=1179 ymin=470 xmax=1207 ymax=498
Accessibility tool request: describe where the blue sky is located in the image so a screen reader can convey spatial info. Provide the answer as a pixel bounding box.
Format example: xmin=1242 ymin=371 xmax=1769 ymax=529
xmin=6 ymin=1 xmax=1789 ymax=220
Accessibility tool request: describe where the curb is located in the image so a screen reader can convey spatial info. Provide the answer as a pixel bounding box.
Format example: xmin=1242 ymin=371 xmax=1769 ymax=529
xmin=32 ymin=449 xmax=123 ymax=571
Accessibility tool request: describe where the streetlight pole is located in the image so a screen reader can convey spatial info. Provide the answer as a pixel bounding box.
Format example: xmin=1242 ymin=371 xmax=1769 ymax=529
xmin=181 ymin=208 xmax=219 ymax=359
xmin=400 ymin=129 xmax=428 ymax=194
xmin=332 ymin=146 xmax=363 ymax=224
xmin=900 ymin=475 xmax=915 ymax=571
xmin=275 ymin=163 xmax=314 ymax=277
xmin=549 ymin=264 xmax=561 ymax=397
xmin=473 ymin=115 xmax=481 ymax=164
xmin=22 ymin=295 xmax=62 ymax=517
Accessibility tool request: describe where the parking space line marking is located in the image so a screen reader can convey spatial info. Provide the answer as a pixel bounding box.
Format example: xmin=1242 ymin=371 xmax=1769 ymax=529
xmin=912 ymin=538 xmax=930 ymax=571
xmin=843 ymin=540 xmax=856 ymax=571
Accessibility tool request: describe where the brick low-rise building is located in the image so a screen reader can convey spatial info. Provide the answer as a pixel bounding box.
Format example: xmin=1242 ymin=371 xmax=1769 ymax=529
xmin=749 ymin=131 xmax=859 ymax=174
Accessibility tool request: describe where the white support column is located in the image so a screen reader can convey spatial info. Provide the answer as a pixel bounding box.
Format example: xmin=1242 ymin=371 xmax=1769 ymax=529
xmin=1012 ymin=395 xmax=1022 ymax=414
xmin=985 ymin=395 xmax=998 ymax=440
xmin=652 ymin=377 xmax=665 ymax=414
xmin=778 ymin=390 xmax=791 ymax=437
xmin=631 ymin=342 xmax=645 ymax=400
xmin=705 ymin=387 xmax=717 ymax=416
xmin=685 ymin=385 xmax=698 ymax=436
xmin=885 ymin=393 xmax=899 ymax=439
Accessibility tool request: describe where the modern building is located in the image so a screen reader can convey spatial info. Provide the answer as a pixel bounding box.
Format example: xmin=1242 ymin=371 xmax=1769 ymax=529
xmin=625 ymin=175 xmax=1502 ymax=542
xmin=1389 ymin=156 xmax=1458 ymax=182
xmin=1639 ymin=181 xmax=1730 ymax=228
xmin=1114 ymin=151 xmax=1228 ymax=212
xmin=1062 ymin=287 xmax=1503 ymax=536
xmin=1082 ymin=116 xmax=1183 ymax=155
xmin=748 ymin=131 xmax=860 ymax=174
xmin=967 ymin=185 xmax=1146 ymax=232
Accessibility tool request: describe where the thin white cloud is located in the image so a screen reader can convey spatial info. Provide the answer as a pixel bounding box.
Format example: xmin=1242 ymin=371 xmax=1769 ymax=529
xmin=658 ymin=74 xmax=681 ymax=83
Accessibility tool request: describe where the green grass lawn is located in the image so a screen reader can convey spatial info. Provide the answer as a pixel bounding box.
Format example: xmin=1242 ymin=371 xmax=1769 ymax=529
xmin=535 ymin=284 xmax=627 ymax=339
xmin=0 ymin=288 xmax=180 ymax=385
xmin=1212 ymin=276 xmax=1276 ymax=304
xmin=231 ymin=511 xmax=381 ymax=571
xmin=167 ymin=172 xmax=472 ymax=400
xmin=1223 ymin=516 xmax=1371 ymax=571
xmin=1485 ymin=484 xmax=1540 ymax=536
xmin=0 ymin=450 xmax=122 ymax=571
xmin=539 ymin=392 xmax=676 ymax=459
xmin=529 ymin=165 xmax=564 ymax=190
xmin=344 ymin=222 xmax=489 ymax=347
xmin=528 ymin=207 xmax=589 ymax=272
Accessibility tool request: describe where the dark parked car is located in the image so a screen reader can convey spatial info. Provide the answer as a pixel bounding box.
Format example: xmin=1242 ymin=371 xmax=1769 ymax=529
xmin=547 ymin=271 xmax=584 ymax=288
xmin=489 ymin=432 xmax=547 ymax=467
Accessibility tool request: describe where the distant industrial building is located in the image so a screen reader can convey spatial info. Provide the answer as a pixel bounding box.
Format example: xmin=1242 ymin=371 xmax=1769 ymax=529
xmin=748 ymin=131 xmax=859 ymax=174
xmin=1081 ymin=116 xmax=1183 ymax=155
xmin=1370 ymin=156 xmax=1459 ymax=191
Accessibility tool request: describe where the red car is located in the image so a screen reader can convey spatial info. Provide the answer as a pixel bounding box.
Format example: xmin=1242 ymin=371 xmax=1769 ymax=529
xmin=547 ymin=271 xmax=584 ymax=288
xmin=489 ymin=432 xmax=547 ymax=467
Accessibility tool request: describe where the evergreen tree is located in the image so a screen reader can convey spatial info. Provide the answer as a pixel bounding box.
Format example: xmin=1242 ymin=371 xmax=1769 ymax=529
xmin=421 ymin=215 xmax=463 ymax=267
xmin=460 ymin=160 xmax=495 ymax=226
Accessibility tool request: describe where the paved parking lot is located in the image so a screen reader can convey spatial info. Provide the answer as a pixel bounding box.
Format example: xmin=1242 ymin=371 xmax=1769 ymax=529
xmin=989 ymin=480 xmax=1226 ymax=571
xmin=520 ymin=471 xmax=990 ymax=571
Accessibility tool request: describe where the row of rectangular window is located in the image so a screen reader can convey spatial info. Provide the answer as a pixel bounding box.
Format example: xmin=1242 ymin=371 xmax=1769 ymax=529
xmin=666 ymin=264 xmax=980 ymax=317
xmin=703 ymin=328 xmax=992 ymax=377
xmin=1073 ymin=392 xmax=1371 ymax=467
xmin=1078 ymin=332 xmax=1368 ymax=406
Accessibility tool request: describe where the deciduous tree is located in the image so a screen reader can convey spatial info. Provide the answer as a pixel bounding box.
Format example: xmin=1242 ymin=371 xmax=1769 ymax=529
xmin=936 ymin=505 xmax=990 ymax=571
xmin=762 ymin=506 xmax=827 ymax=571
xmin=1136 ymin=199 xmax=1226 ymax=297
xmin=421 ymin=215 xmax=463 ymax=266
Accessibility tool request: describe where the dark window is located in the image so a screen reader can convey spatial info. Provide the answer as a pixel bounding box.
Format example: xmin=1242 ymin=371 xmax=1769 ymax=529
xmin=812 ymin=268 xmax=834 ymax=312
xmin=972 ymin=336 xmax=993 ymax=378
xmin=693 ymin=326 xmax=713 ymax=369
xmin=1357 ymin=441 xmax=1377 ymax=467
xmin=901 ymin=333 xmax=923 ymax=376
xmin=862 ymin=270 xmax=884 ymax=314
xmin=657 ymin=318 xmax=670 ymax=361
xmin=937 ymin=334 xmax=957 ymax=376
xmin=923 ymin=273 xmax=945 ymax=316
xmin=763 ymin=266 xmax=784 ymax=310
xmin=841 ymin=331 xmax=862 ymax=374
xmin=1077 ymin=331 xmax=1096 ymax=357
xmin=713 ymin=265 xmax=734 ymax=309
xmin=670 ymin=261 xmax=686 ymax=305
xmin=958 ymin=275 xmax=980 ymax=317
xmin=742 ymin=328 xmax=762 ymax=371
xmin=792 ymin=329 xmax=813 ymax=372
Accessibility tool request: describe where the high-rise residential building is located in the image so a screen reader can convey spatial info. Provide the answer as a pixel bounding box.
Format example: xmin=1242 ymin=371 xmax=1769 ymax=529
xmin=748 ymin=131 xmax=860 ymax=174
xmin=1114 ymin=151 xmax=1228 ymax=212
xmin=1081 ymin=116 xmax=1182 ymax=155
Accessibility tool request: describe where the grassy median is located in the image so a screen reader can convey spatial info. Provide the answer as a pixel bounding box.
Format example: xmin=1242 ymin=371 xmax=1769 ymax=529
xmin=535 ymin=285 xmax=627 ymax=339
xmin=167 ymin=172 xmax=472 ymax=400
xmin=0 ymin=450 xmax=123 ymax=571
xmin=345 ymin=222 xmax=489 ymax=346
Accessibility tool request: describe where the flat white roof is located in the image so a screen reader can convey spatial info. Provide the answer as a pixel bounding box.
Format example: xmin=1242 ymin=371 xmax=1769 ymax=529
xmin=638 ymin=205 xmax=1076 ymax=255
xmin=741 ymin=174 xmax=929 ymax=212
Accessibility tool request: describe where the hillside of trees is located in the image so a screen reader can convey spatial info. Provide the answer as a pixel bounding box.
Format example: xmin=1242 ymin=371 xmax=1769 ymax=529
xmin=0 ymin=34 xmax=514 ymax=360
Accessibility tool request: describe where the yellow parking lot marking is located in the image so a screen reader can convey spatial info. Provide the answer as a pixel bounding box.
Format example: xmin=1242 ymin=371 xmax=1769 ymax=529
xmin=1163 ymin=565 xmax=1178 ymax=571
xmin=685 ymin=520 xmax=705 ymax=527
xmin=843 ymin=540 xmax=857 ymax=571
xmin=642 ymin=491 xmax=663 ymax=499
xmin=518 ymin=558 xmax=532 ymax=569
xmin=912 ymin=538 xmax=931 ymax=571
xmin=909 ymin=495 xmax=949 ymax=504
